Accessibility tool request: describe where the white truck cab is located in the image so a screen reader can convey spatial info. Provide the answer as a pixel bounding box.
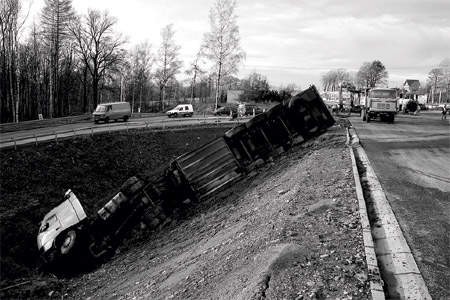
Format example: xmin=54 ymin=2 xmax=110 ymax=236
xmin=166 ymin=104 xmax=194 ymax=118
xmin=361 ymin=88 xmax=397 ymax=123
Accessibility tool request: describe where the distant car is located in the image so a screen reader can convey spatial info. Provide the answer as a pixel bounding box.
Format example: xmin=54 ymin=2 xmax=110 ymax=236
xmin=214 ymin=106 xmax=237 ymax=116
xmin=166 ymin=104 xmax=194 ymax=118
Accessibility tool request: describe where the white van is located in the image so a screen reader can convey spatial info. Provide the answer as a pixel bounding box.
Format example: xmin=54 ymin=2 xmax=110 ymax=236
xmin=93 ymin=102 xmax=131 ymax=123
xmin=166 ymin=104 xmax=194 ymax=118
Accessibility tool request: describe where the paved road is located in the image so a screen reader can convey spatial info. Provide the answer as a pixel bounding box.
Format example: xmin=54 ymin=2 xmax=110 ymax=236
xmin=0 ymin=115 xmax=248 ymax=149
xmin=351 ymin=111 xmax=450 ymax=299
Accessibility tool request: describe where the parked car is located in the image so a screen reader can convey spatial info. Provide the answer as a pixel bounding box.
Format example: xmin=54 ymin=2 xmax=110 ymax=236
xmin=93 ymin=102 xmax=131 ymax=123
xmin=166 ymin=104 xmax=194 ymax=118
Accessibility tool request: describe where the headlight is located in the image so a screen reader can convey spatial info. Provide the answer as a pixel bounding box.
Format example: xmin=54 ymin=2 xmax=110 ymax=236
xmin=39 ymin=214 xmax=57 ymax=233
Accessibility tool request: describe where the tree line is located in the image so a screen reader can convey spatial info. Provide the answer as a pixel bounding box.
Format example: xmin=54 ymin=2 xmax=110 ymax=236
xmin=321 ymin=60 xmax=388 ymax=92
xmin=0 ymin=0 xmax=249 ymax=123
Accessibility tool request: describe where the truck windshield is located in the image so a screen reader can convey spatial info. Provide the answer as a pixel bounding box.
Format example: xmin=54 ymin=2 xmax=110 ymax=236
xmin=95 ymin=105 xmax=106 ymax=112
xmin=369 ymin=90 xmax=396 ymax=98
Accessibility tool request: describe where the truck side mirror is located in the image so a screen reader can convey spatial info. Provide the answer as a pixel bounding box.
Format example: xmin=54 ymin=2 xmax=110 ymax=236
xmin=64 ymin=189 xmax=72 ymax=199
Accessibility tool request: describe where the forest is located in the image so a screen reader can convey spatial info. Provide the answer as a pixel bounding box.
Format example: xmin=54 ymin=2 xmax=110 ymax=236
xmin=1 ymin=0 xmax=293 ymax=124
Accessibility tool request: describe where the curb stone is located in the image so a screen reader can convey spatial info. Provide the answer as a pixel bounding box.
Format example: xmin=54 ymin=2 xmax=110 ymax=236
xmin=347 ymin=127 xmax=432 ymax=300
xmin=346 ymin=128 xmax=385 ymax=300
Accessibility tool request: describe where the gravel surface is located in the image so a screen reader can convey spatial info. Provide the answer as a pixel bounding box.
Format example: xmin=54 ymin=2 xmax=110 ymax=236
xmin=59 ymin=127 xmax=370 ymax=299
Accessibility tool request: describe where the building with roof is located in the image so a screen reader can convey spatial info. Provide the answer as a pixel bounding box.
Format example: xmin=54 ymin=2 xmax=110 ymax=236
xmin=402 ymin=79 xmax=421 ymax=100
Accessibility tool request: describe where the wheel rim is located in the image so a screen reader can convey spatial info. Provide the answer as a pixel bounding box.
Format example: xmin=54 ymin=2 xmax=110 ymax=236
xmin=61 ymin=230 xmax=76 ymax=254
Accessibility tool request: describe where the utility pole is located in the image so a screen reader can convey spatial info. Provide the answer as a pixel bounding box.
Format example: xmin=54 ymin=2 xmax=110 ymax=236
xmin=120 ymin=75 xmax=123 ymax=102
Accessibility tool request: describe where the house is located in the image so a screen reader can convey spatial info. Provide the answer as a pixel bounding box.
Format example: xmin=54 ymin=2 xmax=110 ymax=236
xmin=403 ymin=79 xmax=421 ymax=100
xmin=403 ymin=79 xmax=420 ymax=93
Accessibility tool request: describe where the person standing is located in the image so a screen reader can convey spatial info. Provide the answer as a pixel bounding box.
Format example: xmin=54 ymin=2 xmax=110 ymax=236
xmin=442 ymin=103 xmax=448 ymax=120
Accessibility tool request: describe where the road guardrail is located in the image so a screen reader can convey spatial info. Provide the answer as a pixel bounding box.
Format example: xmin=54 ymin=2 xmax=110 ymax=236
xmin=0 ymin=116 xmax=250 ymax=150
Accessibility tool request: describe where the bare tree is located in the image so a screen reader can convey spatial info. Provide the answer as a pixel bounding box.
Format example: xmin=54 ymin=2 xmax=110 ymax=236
xmin=0 ymin=0 xmax=30 ymax=122
xmin=130 ymin=42 xmax=152 ymax=113
xmin=154 ymin=24 xmax=181 ymax=111
xmin=428 ymin=68 xmax=444 ymax=103
xmin=321 ymin=69 xmax=350 ymax=91
xmin=202 ymin=0 xmax=245 ymax=110
xmin=70 ymin=9 xmax=126 ymax=109
xmin=0 ymin=0 xmax=19 ymax=122
xmin=185 ymin=49 xmax=205 ymax=103
xmin=356 ymin=60 xmax=388 ymax=88
xmin=439 ymin=58 xmax=450 ymax=102
xmin=41 ymin=0 xmax=74 ymax=117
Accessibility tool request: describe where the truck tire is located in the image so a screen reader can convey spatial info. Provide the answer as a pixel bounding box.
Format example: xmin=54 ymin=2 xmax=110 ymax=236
xmin=120 ymin=176 xmax=142 ymax=198
xmin=123 ymin=116 xmax=129 ymax=122
xmin=60 ymin=230 xmax=77 ymax=255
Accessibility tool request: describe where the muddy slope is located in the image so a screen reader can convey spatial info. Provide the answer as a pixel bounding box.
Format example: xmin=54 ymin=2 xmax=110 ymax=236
xmin=63 ymin=128 xmax=370 ymax=299
xmin=0 ymin=128 xmax=228 ymax=286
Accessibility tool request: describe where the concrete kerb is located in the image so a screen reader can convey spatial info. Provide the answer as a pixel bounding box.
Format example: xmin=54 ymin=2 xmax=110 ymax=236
xmin=347 ymin=127 xmax=432 ymax=300
xmin=346 ymin=128 xmax=385 ymax=300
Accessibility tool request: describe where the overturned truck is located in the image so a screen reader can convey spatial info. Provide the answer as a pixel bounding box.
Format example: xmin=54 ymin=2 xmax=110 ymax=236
xmin=37 ymin=85 xmax=335 ymax=270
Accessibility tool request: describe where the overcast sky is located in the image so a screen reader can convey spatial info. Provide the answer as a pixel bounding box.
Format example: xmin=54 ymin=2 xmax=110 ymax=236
xmin=24 ymin=0 xmax=450 ymax=89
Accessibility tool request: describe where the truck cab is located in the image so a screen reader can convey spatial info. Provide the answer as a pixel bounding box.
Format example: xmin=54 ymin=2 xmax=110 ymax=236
xmin=361 ymin=88 xmax=397 ymax=123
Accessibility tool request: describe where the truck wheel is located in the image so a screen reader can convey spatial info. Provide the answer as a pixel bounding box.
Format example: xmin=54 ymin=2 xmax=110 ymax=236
xmin=173 ymin=113 xmax=178 ymax=118
xmin=123 ymin=116 xmax=129 ymax=122
xmin=120 ymin=176 xmax=142 ymax=197
xmin=60 ymin=230 xmax=77 ymax=255
xmin=390 ymin=115 xmax=395 ymax=123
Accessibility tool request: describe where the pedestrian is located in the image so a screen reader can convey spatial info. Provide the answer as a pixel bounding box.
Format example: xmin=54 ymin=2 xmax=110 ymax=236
xmin=442 ymin=103 xmax=448 ymax=120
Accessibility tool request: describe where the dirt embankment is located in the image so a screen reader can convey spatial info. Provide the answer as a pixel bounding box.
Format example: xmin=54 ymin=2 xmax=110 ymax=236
xmin=62 ymin=127 xmax=369 ymax=299
xmin=0 ymin=128 xmax=228 ymax=293
xmin=1 ymin=125 xmax=370 ymax=299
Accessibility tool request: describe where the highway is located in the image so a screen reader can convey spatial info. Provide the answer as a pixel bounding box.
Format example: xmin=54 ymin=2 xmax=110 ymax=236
xmin=351 ymin=111 xmax=450 ymax=299
xmin=0 ymin=115 xmax=249 ymax=149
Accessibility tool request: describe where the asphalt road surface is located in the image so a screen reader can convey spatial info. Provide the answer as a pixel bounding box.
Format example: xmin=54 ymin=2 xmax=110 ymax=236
xmin=351 ymin=111 xmax=449 ymax=299
xmin=0 ymin=115 xmax=248 ymax=149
